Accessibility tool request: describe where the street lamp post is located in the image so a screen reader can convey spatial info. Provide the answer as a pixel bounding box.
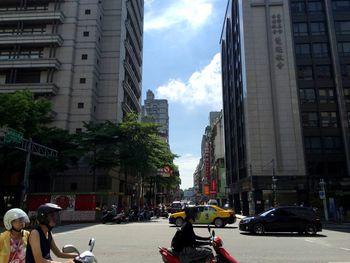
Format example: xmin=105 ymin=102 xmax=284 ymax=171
xmin=319 ymin=179 xmax=328 ymax=221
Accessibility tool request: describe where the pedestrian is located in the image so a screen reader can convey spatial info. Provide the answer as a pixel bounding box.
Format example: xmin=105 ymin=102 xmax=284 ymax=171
xmin=176 ymin=206 xmax=213 ymax=263
xmin=0 ymin=208 xmax=30 ymax=263
xmin=337 ymin=206 xmax=344 ymax=224
xmin=25 ymin=203 xmax=78 ymax=263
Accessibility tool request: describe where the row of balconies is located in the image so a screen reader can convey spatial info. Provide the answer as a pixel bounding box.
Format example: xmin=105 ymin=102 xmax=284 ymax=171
xmin=123 ymin=80 xmax=141 ymax=113
xmin=0 ymin=83 xmax=58 ymax=95
xmin=0 ymin=10 xmax=64 ymax=24
xmin=0 ymin=34 xmax=63 ymax=46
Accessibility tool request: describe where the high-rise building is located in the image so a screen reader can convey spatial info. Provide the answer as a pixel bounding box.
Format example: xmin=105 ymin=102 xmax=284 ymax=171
xmin=221 ymin=0 xmax=350 ymax=215
xmin=0 ymin=0 xmax=144 ymax=212
xmin=142 ymin=90 xmax=169 ymax=142
xmin=0 ymin=0 xmax=143 ymax=133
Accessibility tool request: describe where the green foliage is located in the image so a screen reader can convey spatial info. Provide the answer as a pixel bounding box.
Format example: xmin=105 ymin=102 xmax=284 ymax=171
xmin=77 ymin=121 xmax=120 ymax=170
xmin=0 ymin=90 xmax=52 ymax=136
xmin=119 ymin=113 xmax=177 ymax=174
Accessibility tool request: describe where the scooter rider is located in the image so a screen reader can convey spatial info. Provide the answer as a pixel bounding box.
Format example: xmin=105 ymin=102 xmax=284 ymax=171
xmin=178 ymin=206 xmax=213 ymax=263
xmin=0 ymin=208 xmax=30 ymax=263
xmin=25 ymin=203 xmax=78 ymax=263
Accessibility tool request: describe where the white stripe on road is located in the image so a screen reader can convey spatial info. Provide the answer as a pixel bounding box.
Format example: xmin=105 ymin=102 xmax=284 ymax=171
xmin=340 ymin=247 xmax=350 ymax=251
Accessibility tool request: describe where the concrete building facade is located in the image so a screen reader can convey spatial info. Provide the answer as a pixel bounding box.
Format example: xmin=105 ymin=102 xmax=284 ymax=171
xmin=221 ymin=0 xmax=350 ymax=216
xmin=0 ymin=0 xmax=143 ymax=133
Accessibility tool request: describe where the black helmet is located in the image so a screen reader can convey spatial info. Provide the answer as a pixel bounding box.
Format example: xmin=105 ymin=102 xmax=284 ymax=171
xmin=184 ymin=206 xmax=198 ymax=221
xmin=37 ymin=203 xmax=62 ymax=226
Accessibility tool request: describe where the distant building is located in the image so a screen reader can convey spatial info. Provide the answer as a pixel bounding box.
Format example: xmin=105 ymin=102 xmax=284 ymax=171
xmin=221 ymin=0 xmax=350 ymax=216
xmin=142 ymin=90 xmax=169 ymax=142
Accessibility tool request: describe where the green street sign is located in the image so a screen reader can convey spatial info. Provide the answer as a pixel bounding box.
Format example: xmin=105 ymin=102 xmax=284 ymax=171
xmin=4 ymin=128 xmax=23 ymax=145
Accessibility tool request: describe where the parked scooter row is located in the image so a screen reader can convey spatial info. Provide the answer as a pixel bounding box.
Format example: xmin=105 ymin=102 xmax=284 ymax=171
xmin=101 ymin=208 xmax=157 ymax=224
xmin=159 ymin=226 xmax=238 ymax=263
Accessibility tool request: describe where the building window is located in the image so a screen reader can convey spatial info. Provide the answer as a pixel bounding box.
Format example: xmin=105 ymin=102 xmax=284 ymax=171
xmin=83 ymin=31 xmax=89 ymax=37
xmin=80 ymin=78 xmax=86 ymax=83
xmin=323 ymin=137 xmax=342 ymax=153
xmin=82 ymin=54 xmax=88 ymax=60
xmin=293 ymin=23 xmax=308 ymax=36
xmin=320 ymin=112 xmax=338 ymax=127
xmin=302 ymin=112 xmax=319 ymax=127
xmin=297 ymin=65 xmax=313 ymax=80
xmin=335 ymin=21 xmax=350 ymax=35
xmin=76 ymin=128 xmax=82 ymax=133
xmin=332 ymin=0 xmax=350 ymax=11
xmin=341 ymin=64 xmax=350 ymax=78
xmin=344 ymin=88 xmax=350 ymax=102
xmin=299 ymin=88 xmax=316 ymax=103
xmin=310 ymin=22 xmax=326 ymax=35
xmin=338 ymin=42 xmax=350 ymax=56
xmin=295 ymin=43 xmax=311 ymax=57
xmin=85 ymin=9 xmax=91 ymax=15
xmin=305 ymin=137 xmax=322 ymax=153
xmin=312 ymin=43 xmax=329 ymax=57
xmin=308 ymin=1 xmax=324 ymax=13
xmin=291 ymin=1 xmax=306 ymax=14
xmin=319 ymin=89 xmax=335 ymax=103
xmin=78 ymin=102 xmax=84 ymax=109
xmin=316 ymin=65 xmax=332 ymax=79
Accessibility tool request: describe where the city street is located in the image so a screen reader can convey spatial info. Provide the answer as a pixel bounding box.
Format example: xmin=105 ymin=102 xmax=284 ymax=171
xmin=51 ymin=218 xmax=350 ymax=263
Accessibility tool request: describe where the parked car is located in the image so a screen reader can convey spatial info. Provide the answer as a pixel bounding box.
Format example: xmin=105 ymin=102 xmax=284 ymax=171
xmin=208 ymin=199 xmax=218 ymax=206
xmin=169 ymin=205 xmax=236 ymax=228
xmin=239 ymin=206 xmax=322 ymax=235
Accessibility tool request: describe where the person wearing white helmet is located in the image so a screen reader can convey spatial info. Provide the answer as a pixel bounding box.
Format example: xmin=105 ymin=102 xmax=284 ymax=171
xmin=25 ymin=203 xmax=78 ymax=263
xmin=0 ymin=208 xmax=30 ymax=263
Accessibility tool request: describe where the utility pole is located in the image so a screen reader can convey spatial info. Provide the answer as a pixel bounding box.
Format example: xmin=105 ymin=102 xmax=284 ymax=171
xmin=319 ymin=179 xmax=328 ymax=221
xmin=1 ymin=128 xmax=58 ymax=210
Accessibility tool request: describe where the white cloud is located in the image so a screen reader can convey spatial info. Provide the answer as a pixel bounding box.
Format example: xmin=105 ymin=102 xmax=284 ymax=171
xmin=174 ymin=153 xmax=199 ymax=190
xmin=156 ymin=53 xmax=222 ymax=110
xmin=144 ymin=0 xmax=213 ymax=31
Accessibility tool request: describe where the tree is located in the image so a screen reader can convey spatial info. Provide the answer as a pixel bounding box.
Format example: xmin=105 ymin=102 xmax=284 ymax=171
xmin=0 ymin=90 xmax=51 ymax=136
xmin=118 ymin=113 xmax=179 ymax=205
xmin=76 ymin=121 xmax=120 ymax=191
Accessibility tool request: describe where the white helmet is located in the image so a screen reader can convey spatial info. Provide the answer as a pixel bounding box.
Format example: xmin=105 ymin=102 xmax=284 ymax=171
xmin=3 ymin=208 xmax=29 ymax=230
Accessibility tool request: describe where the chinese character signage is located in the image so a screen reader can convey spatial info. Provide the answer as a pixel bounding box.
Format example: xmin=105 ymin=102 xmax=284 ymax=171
xmin=271 ymin=14 xmax=284 ymax=70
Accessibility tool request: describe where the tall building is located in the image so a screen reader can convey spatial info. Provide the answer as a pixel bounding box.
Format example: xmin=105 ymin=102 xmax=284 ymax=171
xmin=221 ymin=0 xmax=350 ymax=216
xmin=0 ymin=0 xmax=144 ymax=212
xmin=0 ymin=0 xmax=143 ymax=133
xmin=142 ymin=90 xmax=169 ymax=142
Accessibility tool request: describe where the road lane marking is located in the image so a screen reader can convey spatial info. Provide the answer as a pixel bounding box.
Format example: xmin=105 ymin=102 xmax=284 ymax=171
xmin=340 ymin=247 xmax=350 ymax=251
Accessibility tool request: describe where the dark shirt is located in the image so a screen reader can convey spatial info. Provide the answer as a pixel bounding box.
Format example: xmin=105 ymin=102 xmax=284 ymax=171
xmin=180 ymin=220 xmax=210 ymax=248
xmin=26 ymin=226 xmax=53 ymax=263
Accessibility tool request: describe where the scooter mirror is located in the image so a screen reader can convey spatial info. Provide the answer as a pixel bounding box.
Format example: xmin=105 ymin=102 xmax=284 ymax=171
xmin=62 ymin=245 xmax=79 ymax=254
xmin=89 ymin=238 xmax=95 ymax=252
xmin=212 ymin=230 xmax=215 ymax=237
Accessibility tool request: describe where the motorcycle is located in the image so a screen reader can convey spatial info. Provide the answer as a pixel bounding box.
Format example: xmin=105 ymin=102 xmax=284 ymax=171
xmin=101 ymin=210 xmax=127 ymax=224
xmin=62 ymin=238 xmax=97 ymax=263
xmin=158 ymin=227 xmax=238 ymax=263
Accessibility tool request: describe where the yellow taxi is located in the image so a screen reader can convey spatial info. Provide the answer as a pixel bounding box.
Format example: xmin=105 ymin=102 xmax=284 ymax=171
xmin=169 ymin=205 xmax=236 ymax=228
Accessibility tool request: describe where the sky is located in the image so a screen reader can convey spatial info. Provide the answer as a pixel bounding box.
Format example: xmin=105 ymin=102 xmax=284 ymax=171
xmin=142 ymin=0 xmax=228 ymax=190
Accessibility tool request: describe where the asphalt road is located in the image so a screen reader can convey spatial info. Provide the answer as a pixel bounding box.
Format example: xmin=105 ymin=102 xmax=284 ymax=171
xmin=51 ymin=218 xmax=350 ymax=263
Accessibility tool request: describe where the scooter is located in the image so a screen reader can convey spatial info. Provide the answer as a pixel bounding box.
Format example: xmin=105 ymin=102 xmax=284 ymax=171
xmin=62 ymin=238 xmax=97 ymax=263
xmin=158 ymin=227 xmax=238 ymax=263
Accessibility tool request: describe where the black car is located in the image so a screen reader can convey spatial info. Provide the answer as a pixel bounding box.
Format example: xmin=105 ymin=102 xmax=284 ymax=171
xmin=239 ymin=206 xmax=322 ymax=235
